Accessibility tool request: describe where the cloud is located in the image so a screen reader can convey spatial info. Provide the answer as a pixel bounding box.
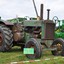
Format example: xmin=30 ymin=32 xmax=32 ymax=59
xmin=0 ymin=0 xmax=36 ymax=19
xmin=42 ymin=0 xmax=64 ymax=19
xmin=0 ymin=0 xmax=64 ymax=20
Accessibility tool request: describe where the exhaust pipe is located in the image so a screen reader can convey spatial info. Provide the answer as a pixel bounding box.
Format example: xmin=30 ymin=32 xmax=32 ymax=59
xmin=40 ymin=4 xmax=43 ymax=20
xmin=47 ymin=9 xmax=50 ymax=20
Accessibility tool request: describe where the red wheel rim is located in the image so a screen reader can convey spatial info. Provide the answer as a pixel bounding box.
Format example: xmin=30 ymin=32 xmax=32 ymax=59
xmin=0 ymin=32 xmax=3 ymax=46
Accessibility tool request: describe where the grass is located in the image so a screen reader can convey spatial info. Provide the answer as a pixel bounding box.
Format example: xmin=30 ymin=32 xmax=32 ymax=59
xmin=0 ymin=46 xmax=64 ymax=64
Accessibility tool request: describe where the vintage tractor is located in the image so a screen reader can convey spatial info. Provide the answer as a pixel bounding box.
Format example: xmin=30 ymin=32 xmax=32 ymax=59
xmin=0 ymin=16 xmax=37 ymax=52
xmin=24 ymin=9 xmax=64 ymax=59
xmin=0 ymin=16 xmax=37 ymax=51
xmin=0 ymin=2 xmax=64 ymax=59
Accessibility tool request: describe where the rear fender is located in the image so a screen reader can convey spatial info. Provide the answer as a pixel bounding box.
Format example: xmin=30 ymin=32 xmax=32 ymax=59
xmin=0 ymin=21 xmax=14 ymax=26
xmin=0 ymin=21 xmax=14 ymax=30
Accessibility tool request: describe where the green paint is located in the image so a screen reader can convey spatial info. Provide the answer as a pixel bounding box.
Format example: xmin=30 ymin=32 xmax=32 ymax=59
xmin=41 ymin=21 xmax=45 ymax=39
xmin=23 ymin=20 xmax=42 ymax=26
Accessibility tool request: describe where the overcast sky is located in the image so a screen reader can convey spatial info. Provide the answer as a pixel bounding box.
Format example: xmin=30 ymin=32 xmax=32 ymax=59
xmin=0 ymin=0 xmax=64 ymax=20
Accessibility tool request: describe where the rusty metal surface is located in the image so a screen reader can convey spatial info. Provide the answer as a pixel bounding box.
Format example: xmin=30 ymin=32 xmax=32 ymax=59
xmin=13 ymin=32 xmax=23 ymax=41
xmin=2 ymin=21 xmax=14 ymax=25
xmin=12 ymin=23 xmax=24 ymax=41
xmin=32 ymin=0 xmax=39 ymax=17
xmin=47 ymin=9 xmax=50 ymax=20
xmin=44 ymin=20 xmax=54 ymax=23
xmin=40 ymin=4 xmax=43 ymax=20
xmin=44 ymin=21 xmax=55 ymax=40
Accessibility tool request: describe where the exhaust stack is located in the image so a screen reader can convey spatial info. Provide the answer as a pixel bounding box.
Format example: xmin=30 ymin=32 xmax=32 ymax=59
xmin=40 ymin=4 xmax=43 ymax=20
xmin=47 ymin=9 xmax=50 ymax=20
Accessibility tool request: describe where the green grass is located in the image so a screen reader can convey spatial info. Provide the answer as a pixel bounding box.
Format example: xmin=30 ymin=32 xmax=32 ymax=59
xmin=25 ymin=59 xmax=64 ymax=64
xmin=0 ymin=46 xmax=64 ymax=64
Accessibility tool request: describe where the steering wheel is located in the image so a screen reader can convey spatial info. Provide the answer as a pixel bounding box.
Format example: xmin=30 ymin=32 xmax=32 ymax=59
xmin=52 ymin=16 xmax=59 ymax=24
xmin=24 ymin=16 xmax=30 ymax=20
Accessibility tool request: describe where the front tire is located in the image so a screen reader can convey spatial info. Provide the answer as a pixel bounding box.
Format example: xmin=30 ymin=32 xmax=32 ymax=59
xmin=51 ymin=38 xmax=64 ymax=56
xmin=25 ymin=38 xmax=42 ymax=59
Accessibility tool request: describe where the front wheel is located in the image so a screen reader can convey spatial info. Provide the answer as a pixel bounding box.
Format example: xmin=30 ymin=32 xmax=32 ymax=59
xmin=51 ymin=38 xmax=64 ymax=56
xmin=25 ymin=38 xmax=42 ymax=59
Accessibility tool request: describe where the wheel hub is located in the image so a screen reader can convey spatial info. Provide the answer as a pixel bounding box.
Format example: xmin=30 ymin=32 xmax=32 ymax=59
xmin=56 ymin=43 xmax=62 ymax=55
xmin=57 ymin=43 xmax=62 ymax=51
xmin=27 ymin=43 xmax=36 ymax=58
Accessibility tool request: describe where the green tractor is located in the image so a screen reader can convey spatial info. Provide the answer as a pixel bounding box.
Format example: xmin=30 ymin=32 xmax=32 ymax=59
xmin=24 ymin=10 xmax=64 ymax=59
xmin=0 ymin=3 xmax=64 ymax=59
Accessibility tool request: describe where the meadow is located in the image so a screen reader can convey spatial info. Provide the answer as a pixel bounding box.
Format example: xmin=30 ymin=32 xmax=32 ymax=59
xmin=0 ymin=46 xmax=64 ymax=64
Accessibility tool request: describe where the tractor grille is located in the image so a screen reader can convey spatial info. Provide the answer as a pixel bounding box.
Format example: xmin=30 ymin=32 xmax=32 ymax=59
xmin=44 ymin=22 xmax=55 ymax=40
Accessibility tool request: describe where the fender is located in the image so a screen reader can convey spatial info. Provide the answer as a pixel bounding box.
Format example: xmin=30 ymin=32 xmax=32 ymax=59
xmin=0 ymin=20 xmax=14 ymax=26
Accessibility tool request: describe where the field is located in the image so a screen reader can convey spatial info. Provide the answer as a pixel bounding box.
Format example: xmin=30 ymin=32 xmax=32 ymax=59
xmin=0 ymin=46 xmax=64 ymax=64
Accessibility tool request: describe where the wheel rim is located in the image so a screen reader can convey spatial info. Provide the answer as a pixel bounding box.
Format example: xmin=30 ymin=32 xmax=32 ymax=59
xmin=57 ymin=43 xmax=62 ymax=53
xmin=0 ymin=32 xmax=3 ymax=46
xmin=27 ymin=42 xmax=36 ymax=58
xmin=55 ymin=43 xmax=62 ymax=55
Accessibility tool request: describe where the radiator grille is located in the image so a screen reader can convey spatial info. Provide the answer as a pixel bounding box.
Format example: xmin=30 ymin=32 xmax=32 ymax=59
xmin=44 ymin=23 xmax=55 ymax=40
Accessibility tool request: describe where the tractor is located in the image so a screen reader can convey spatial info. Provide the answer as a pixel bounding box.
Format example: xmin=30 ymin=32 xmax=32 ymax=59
xmin=0 ymin=0 xmax=64 ymax=59
xmin=23 ymin=9 xmax=64 ymax=59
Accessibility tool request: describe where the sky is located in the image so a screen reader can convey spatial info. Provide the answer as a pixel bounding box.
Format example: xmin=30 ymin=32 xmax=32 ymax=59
xmin=0 ymin=0 xmax=64 ymax=20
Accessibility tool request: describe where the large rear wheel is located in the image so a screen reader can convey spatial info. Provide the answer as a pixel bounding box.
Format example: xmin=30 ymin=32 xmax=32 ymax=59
xmin=0 ymin=24 xmax=13 ymax=52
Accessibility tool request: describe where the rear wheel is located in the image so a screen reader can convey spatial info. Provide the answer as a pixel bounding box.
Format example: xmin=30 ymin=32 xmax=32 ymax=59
xmin=0 ymin=24 xmax=13 ymax=52
xmin=25 ymin=38 xmax=42 ymax=59
xmin=51 ymin=38 xmax=64 ymax=56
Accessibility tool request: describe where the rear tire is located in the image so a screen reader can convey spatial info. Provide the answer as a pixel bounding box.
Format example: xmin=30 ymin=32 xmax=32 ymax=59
xmin=0 ymin=24 xmax=13 ymax=52
xmin=25 ymin=38 xmax=42 ymax=59
xmin=51 ymin=38 xmax=64 ymax=56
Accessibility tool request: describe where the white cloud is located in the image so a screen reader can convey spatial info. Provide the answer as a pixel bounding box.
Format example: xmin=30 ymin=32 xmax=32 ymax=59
xmin=0 ymin=0 xmax=36 ymax=19
xmin=0 ymin=0 xmax=64 ymax=20
xmin=42 ymin=0 xmax=64 ymax=19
